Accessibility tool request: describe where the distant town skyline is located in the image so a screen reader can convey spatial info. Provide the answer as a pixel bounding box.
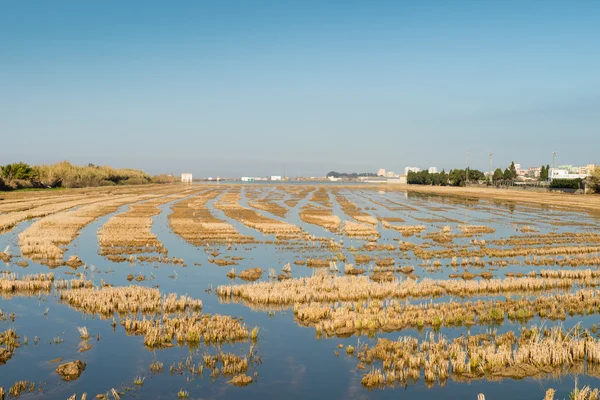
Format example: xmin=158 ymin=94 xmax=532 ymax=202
xmin=2 ymin=1 xmax=599 ymax=177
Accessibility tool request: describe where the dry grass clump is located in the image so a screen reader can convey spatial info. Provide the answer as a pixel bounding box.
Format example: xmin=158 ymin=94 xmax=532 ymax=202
xmin=375 ymin=258 xmax=395 ymax=267
xmin=59 ymin=285 xmax=252 ymax=349
xmin=238 ymin=268 xmax=263 ymax=282
xmin=354 ymin=254 xmax=374 ymax=265
xmin=356 ymin=325 xmax=600 ymax=389
xmin=492 ymin=232 xmax=600 ymax=247
xmin=282 ymin=186 xmax=313 ymax=208
xmin=335 ymin=194 xmax=378 ymax=225
xmin=0 ymin=328 xmax=20 ymax=364
xmin=122 ymin=313 xmax=250 ymax=348
xmin=383 ymin=224 xmax=426 ymax=237
xmin=370 ymin=271 xmax=395 ymax=282
xmin=344 ymin=221 xmax=379 ymax=238
xmin=299 ymin=204 xmax=341 ymax=232
xmin=169 ymin=190 xmax=254 ymax=245
xmin=217 ymin=274 xmax=595 ymax=306
xmin=17 ymin=192 xmax=166 ymax=266
xmin=520 ymin=225 xmax=536 ymax=233
xmin=379 ymin=217 xmax=406 ymax=223
xmin=344 ymin=264 xmax=365 ymax=276
xmin=0 ymin=251 xmax=12 ymax=263
xmin=306 ymin=258 xmax=331 ymax=268
xmin=0 ymin=272 xmax=54 ymax=294
xmin=150 ymin=360 xmax=164 ymax=373
xmin=248 ymin=199 xmax=288 ymax=218
xmin=212 ymin=258 xmax=237 ymax=266
xmin=458 ymin=225 xmax=496 ymax=235
xmin=168 ymin=345 xmax=259 ymax=383
xmin=295 ymin=287 xmax=600 ymax=337
xmin=7 ymin=381 xmax=35 ymax=397
xmin=98 ymin=193 xmax=191 ymax=261
xmin=215 ymin=191 xmax=302 ymax=239
xmin=228 ymin=374 xmax=253 ymax=386
xmin=414 ymin=244 xmax=600 ymax=262
xmin=309 ymin=187 xmax=332 ymax=207
xmin=59 ymin=286 xmax=202 ymax=316
xmin=0 ymin=195 xmax=116 ymax=233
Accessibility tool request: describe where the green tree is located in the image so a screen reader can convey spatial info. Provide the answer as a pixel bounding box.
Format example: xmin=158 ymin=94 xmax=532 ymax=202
xmin=468 ymin=169 xmax=485 ymax=182
xmin=0 ymin=162 xmax=34 ymax=181
xmin=448 ymin=169 xmax=467 ymax=187
xmin=493 ymin=168 xmax=504 ymax=182
xmin=509 ymin=162 xmax=518 ymax=180
xmin=503 ymin=168 xmax=512 ymax=181
xmin=440 ymin=169 xmax=448 ymax=186
xmin=539 ymin=165 xmax=546 ymax=181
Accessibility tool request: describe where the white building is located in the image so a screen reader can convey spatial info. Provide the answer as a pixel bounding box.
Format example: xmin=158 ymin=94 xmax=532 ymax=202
xmin=405 ymin=167 xmax=421 ymax=175
xmin=181 ymin=173 xmax=193 ymax=183
xmin=241 ymin=177 xmax=256 ymax=182
xmin=385 ymin=171 xmax=398 ymax=178
xmin=377 ymin=168 xmax=386 ymax=177
xmin=549 ymin=169 xmax=588 ymax=181
xmin=270 ymin=176 xmax=282 ymax=181
xmin=428 ymin=167 xmax=438 ymax=174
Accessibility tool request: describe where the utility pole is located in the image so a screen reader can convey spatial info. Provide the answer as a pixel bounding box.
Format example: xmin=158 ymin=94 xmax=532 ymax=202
xmin=489 ymin=153 xmax=493 ymax=183
xmin=466 ymin=150 xmax=470 ymax=184
xmin=553 ymin=152 xmax=557 ymax=169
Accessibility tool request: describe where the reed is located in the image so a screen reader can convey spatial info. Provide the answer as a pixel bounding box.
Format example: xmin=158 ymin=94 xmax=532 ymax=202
xmin=8 ymin=381 xmax=35 ymax=397
xmin=299 ymin=204 xmax=341 ymax=232
xmin=77 ymin=326 xmax=90 ymax=340
xmin=356 ymin=325 xmax=600 ymax=389
xmin=216 ymin=273 xmax=600 ymax=306
xmin=59 ymin=286 xmax=202 ymax=316
xmin=335 ymin=194 xmax=378 ymax=226
xmin=344 ymin=221 xmax=380 ymax=238
xmin=169 ymin=190 xmax=254 ymax=245
xmin=0 ymin=328 xmax=20 ymax=364
xmin=18 ymin=193 xmax=160 ymax=266
xmin=98 ymin=191 xmax=195 ymax=264
xmin=295 ymin=287 xmax=600 ymax=337
xmin=214 ymin=190 xmax=302 ymax=239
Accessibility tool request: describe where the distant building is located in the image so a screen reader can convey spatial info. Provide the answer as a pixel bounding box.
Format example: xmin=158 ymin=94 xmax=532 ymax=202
xmin=578 ymin=164 xmax=596 ymax=175
xmin=557 ymin=165 xmax=578 ymax=174
xmin=387 ymin=175 xmax=407 ymax=185
xmin=377 ymin=168 xmax=386 ymax=177
xmin=270 ymin=176 xmax=282 ymax=181
xmin=549 ymin=168 xmax=588 ymax=181
xmin=181 ymin=173 xmax=193 ymax=183
xmin=385 ymin=171 xmax=398 ymax=178
xmin=241 ymin=177 xmax=256 ymax=182
xmin=528 ymin=167 xmax=541 ymax=178
xmin=428 ymin=167 xmax=438 ymax=174
xmin=405 ymin=167 xmax=421 ymax=175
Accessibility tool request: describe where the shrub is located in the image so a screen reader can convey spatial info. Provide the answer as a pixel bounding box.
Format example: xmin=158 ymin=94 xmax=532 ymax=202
xmin=550 ymin=178 xmax=582 ymax=189
xmin=0 ymin=162 xmax=35 ymax=181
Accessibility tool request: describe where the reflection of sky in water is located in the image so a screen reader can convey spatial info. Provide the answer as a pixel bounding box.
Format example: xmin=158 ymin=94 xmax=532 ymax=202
xmin=1 ymin=187 xmax=600 ymax=399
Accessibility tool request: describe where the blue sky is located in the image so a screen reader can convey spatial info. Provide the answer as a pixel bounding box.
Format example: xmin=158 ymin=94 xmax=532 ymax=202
xmin=1 ymin=0 xmax=599 ymax=177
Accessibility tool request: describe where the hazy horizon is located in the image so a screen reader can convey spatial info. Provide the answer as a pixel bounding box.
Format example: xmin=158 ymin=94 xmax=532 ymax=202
xmin=2 ymin=1 xmax=599 ymax=177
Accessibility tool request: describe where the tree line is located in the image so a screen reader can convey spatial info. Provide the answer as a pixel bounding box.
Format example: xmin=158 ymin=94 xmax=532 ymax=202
xmin=408 ymin=169 xmax=486 ymax=187
xmin=0 ymin=161 xmax=160 ymax=190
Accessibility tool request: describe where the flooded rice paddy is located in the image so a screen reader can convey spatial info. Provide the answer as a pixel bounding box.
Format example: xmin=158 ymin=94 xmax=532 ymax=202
xmin=2 ymin=183 xmax=600 ymax=399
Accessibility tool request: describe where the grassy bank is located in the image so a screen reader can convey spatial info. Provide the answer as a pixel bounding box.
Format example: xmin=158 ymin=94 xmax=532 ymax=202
xmin=0 ymin=161 xmax=173 ymax=191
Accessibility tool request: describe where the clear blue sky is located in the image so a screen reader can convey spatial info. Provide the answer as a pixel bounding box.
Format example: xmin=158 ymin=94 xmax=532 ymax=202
xmin=1 ymin=0 xmax=599 ymax=177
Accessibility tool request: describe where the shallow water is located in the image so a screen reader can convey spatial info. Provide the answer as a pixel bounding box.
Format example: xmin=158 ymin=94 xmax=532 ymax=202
xmin=1 ymin=184 xmax=600 ymax=399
